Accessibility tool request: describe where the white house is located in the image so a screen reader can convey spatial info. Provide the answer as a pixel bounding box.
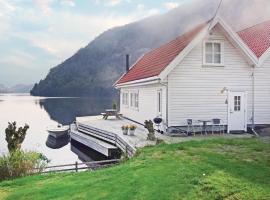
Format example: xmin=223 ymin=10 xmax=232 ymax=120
xmin=114 ymin=17 xmax=270 ymax=133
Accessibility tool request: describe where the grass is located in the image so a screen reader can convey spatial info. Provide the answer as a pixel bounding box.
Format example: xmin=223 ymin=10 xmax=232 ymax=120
xmin=0 ymin=137 xmax=270 ymax=200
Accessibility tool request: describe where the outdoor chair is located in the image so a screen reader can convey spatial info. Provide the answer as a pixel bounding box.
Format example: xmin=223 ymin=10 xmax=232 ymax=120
xmin=211 ymin=118 xmax=224 ymax=134
xmin=187 ymin=119 xmax=196 ymax=136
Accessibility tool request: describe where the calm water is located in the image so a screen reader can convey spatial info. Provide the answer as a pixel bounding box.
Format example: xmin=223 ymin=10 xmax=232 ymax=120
xmin=0 ymin=94 xmax=114 ymax=165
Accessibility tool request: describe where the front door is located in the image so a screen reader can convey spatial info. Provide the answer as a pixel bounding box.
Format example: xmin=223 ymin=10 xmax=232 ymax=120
xmin=228 ymin=92 xmax=247 ymax=132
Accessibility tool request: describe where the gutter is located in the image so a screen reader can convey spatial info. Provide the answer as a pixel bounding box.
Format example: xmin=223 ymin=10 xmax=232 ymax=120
xmin=115 ymin=76 xmax=160 ymax=89
xmin=251 ymin=66 xmax=259 ymax=137
xmin=160 ymin=80 xmax=169 ymax=127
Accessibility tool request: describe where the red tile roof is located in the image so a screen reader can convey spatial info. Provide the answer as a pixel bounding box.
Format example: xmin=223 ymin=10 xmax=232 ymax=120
xmin=238 ymin=20 xmax=270 ymax=58
xmin=116 ymin=22 xmax=208 ymax=85
xmin=116 ymin=19 xmax=270 ymax=85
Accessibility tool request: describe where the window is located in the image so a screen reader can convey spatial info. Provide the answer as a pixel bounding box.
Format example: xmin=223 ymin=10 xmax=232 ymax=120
xmin=157 ymin=90 xmax=162 ymax=115
xmin=130 ymin=92 xmax=139 ymax=109
xmin=203 ymin=41 xmax=224 ymax=66
xmin=122 ymin=92 xmax=129 ymax=106
xmin=234 ymin=96 xmax=241 ymax=111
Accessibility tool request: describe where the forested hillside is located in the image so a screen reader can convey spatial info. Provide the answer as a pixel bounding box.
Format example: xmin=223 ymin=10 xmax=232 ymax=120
xmin=31 ymin=0 xmax=269 ymax=97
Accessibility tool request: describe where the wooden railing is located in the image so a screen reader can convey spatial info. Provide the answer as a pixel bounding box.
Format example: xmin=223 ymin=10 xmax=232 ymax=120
xmin=77 ymin=122 xmax=136 ymax=157
xmin=33 ymin=159 xmax=120 ymax=174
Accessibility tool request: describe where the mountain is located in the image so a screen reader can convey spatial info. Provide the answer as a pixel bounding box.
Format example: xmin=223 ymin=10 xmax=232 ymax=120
xmin=0 ymin=84 xmax=10 ymax=93
xmin=0 ymin=84 xmax=33 ymax=93
xmin=30 ymin=0 xmax=270 ymax=97
xmin=9 ymin=84 xmax=34 ymax=93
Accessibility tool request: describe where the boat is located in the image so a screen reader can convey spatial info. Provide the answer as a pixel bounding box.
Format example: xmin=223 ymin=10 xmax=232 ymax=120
xmin=47 ymin=124 xmax=70 ymax=138
xmin=46 ymin=134 xmax=70 ymax=149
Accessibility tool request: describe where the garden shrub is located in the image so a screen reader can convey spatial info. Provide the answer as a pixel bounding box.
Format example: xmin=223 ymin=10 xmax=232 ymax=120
xmin=0 ymin=150 xmax=48 ymax=181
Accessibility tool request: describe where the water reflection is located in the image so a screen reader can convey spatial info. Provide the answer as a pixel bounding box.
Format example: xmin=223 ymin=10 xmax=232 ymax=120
xmin=0 ymin=94 xmax=118 ymax=165
xmin=39 ymin=97 xmax=114 ymax=125
xmin=46 ymin=134 xmax=70 ymax=149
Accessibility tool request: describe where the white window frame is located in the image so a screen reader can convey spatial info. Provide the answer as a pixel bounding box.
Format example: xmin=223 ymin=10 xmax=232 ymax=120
xmin=157 ymin=90 xmax=162 ymax=116
xmin=130 ymin=91 xmax=139 ymax=110
xmin=203 ymin=40 xmax=224 ymax=67
xmin=122 ymin=91 xmax=129 ymax=107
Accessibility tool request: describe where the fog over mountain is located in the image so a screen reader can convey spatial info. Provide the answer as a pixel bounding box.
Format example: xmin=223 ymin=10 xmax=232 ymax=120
xmin=31 ymin=0 xmax=270 ymax=97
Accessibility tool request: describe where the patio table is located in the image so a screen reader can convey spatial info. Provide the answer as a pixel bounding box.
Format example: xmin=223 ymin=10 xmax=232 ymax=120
xmin=198 ymin=120 xmax=211 ymax=135
xmin=101 ymin=109 xmax=122 ymax=120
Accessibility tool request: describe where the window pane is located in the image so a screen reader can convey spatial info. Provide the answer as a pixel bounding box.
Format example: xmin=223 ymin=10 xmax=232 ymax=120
xmin=122 ymin=93 xmax=128 ymax=105
xmin=130 ymin=94 xmax=133 ymax=107
xmin=130 ymin=93 xmax=139 ymax=108
xmin=234 ymin=96 xmax=241 ymax=111
xmin=135 ymin=94 xmax=139 ymax=108
xmin=205 ymin=43 xmax=212 ymax=52
xmin=126 ymin=94 xmax=129 ymax=105
xmin=214 ymin=43 xmax=221 ymax=53
xmin=214 ymin=54 xmax=221 ymax=63
xmin=206 ymin=53 xmax=212 ymax=63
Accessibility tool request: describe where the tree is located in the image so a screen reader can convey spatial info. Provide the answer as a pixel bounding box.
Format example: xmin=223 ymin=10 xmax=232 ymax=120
xmin=5 ymin=122 xmax=29 ymax=152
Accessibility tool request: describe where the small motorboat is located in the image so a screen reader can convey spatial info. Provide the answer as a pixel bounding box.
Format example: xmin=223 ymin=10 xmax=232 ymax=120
xmin=47 ymin=124 xmax=70 ymax=138
xmin=46 ymin=134 xmax=70 ymax=149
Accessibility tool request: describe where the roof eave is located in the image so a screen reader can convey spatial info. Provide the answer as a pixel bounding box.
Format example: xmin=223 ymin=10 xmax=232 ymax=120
xmin=159 ymin=23 xmax=211 ymax=81
xmin=115 ymin=76 xmax=160 ymax=89
xmin=258 ymin=47 xmax=270 ymax=66
xmin=214 ymin=17 xmax=259 ymax=66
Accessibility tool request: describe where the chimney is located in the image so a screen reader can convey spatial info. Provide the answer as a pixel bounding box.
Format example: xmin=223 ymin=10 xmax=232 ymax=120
xmin=126 ymin=54 xmax=129 ymax=72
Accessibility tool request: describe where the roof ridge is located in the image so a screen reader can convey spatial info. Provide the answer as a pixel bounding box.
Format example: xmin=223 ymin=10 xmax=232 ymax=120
xmin=238 ymin=19 xmax=270 ymax=33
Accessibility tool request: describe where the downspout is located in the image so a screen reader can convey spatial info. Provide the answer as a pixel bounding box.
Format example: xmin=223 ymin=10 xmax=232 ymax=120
xmin=160 ymin=80 xmax=169 ymax=128
xmin=251 ymin=65 xmax=259 ymax=136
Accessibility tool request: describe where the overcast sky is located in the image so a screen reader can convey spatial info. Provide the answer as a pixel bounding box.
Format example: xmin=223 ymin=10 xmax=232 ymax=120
xmin=0 ymin=0 xmax=192 ymax=86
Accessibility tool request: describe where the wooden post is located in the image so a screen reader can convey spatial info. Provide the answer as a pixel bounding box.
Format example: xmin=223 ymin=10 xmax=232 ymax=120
xmin=75 ymin=161 xmax=78 ymax=172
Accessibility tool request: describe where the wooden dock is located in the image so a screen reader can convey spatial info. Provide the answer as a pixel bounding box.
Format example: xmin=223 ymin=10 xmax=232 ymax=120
xmin=70 ymin=124 xmax=118 ymax=157
xmin=70 ymin=116 xmax=156 ymax=157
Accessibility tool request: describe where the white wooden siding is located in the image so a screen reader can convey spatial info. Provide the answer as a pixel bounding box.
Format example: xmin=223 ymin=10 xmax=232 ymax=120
xmin=254 ymin=56 xmax=270 ymax=124
xmin=120 ymin=84 xmax=167 ymax=125
xmin=167 ymin=26 xmax=253 ymax=127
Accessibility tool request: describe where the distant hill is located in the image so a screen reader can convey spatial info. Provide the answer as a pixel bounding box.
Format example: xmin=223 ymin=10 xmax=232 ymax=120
xmin=10 ymin=84 xmax=34 ymax=93
xmin=0 ymin=84 xmax=10 ymax=93
xmin=0 ymin=84 xmax=33 ymax=93
xmin=30 ymin=0 xmax=270 ymax=97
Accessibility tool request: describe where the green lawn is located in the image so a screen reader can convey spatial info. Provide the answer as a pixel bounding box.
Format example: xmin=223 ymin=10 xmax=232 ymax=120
xmin=0 ymin=138 xmax=270 ymax=200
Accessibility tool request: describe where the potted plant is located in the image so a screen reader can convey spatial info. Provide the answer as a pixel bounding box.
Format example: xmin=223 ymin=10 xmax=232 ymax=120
xmin=129 ymin=124 xmax=137 ymax=136
xmin=121 ymin=125 xmax=128 ymax=135
xmin=112 ymin=102 xmax=117 ymax=110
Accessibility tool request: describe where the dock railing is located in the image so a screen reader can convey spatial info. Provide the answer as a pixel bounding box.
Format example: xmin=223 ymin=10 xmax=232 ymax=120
xmin=77 ymin=122 xmax=136 ymax=157
xmin=33 ymin=159 xmax=120 ymax=174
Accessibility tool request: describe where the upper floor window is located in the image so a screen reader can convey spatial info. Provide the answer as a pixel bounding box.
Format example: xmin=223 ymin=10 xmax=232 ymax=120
xmin=203 ymin=41 xmax=224 ymax=66
xmin=130 ymin=92 xmax=139 ymax=109
xmin=122 ymin=92 xmax=129 ymax=106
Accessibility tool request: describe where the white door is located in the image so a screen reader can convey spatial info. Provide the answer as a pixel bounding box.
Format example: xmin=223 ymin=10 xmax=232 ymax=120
xmin=228 ymin=92 xmax=247 ymax=132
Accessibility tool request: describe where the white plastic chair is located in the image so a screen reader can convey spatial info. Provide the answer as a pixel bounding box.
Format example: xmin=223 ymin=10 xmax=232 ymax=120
xmin=187 ymin=119 xmax=196 ymax=136
xmin=211 ymin=118 xmax=224 ymax=134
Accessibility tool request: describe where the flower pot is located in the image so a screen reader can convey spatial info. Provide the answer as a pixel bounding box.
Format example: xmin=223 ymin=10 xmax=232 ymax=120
xmin=122 ymin=129 xmax=128 ymax=135
xmin=129 ymin=129 xmax=135 ymax=136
